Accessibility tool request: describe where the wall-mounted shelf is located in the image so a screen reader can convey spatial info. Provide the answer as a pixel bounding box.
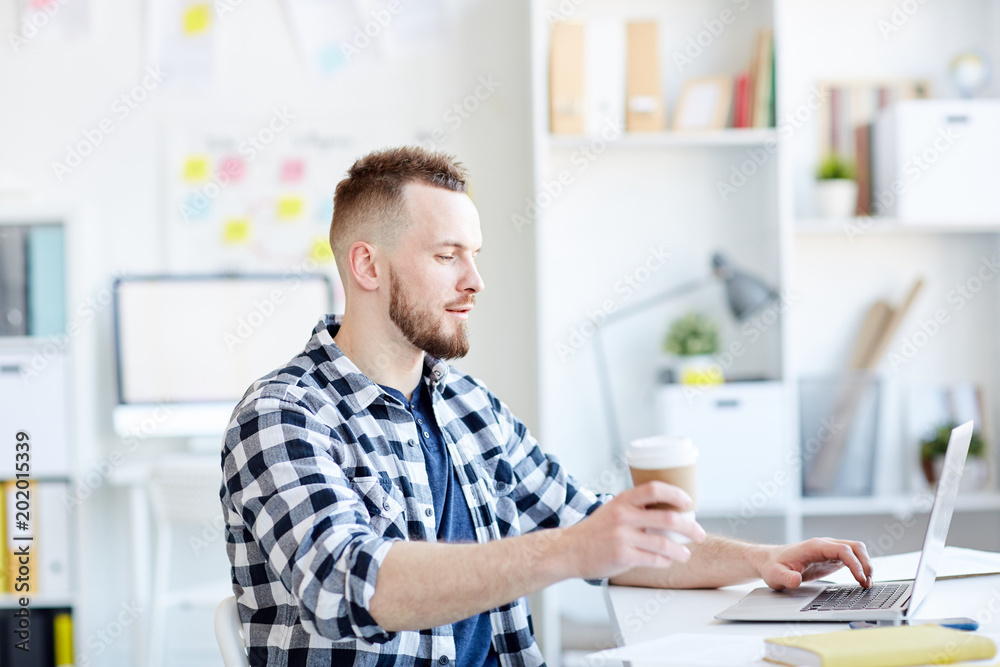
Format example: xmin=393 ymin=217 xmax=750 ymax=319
xmin=547 ymin=129 xmax=778 ymax=150
xmin=796 ymin=218 xmax=1000 ymax=236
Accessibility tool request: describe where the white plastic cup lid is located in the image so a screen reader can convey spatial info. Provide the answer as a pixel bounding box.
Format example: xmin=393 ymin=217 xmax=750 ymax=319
xmin=626 ymin=435 xmax=698 ymax=469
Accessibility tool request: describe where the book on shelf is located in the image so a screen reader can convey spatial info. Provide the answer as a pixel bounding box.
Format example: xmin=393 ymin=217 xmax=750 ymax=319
xmin=764 ymin=625 xmax=996 ymax=667
xmin=733 ymin=71 xmax=751 ymax=128
xmin=0 ymin=224 xmax=66 ymax=337
xmin=750 ymin=29 xmax=773 ymax=128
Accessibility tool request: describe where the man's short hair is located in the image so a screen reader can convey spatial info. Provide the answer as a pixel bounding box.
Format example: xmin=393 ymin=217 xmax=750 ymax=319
xmin=330 ymin=146 xmax=468 ymax=284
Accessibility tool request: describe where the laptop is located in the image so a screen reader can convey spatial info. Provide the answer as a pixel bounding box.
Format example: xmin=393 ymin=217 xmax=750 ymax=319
xmin=715 ymin=420 xmax=974 ymax=623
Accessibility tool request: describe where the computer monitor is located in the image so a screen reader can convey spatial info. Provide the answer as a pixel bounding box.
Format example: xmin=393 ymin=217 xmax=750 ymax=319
xmin=112 ymin=274 xmax=334 ymax=439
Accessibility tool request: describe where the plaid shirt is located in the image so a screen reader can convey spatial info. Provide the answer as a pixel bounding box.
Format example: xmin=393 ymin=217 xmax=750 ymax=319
xmin=221 ymin=315 xmax=607 ymax=666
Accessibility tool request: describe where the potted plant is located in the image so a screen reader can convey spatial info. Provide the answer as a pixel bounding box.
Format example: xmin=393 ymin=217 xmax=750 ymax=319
xmin=815 ymin=153 xmax=857 ymax=219
xmin=663 ymin=312 xmax=722 ymax=384
xmin=920 ymin=421 xmax=989 ymax=491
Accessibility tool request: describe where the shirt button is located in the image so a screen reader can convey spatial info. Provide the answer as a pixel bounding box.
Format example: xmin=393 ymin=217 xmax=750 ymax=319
xmin=424 ymin=507 xmax=432 ymax=517
xmin=417 ymin=418 xmax=423 ymax=424
xmin=407 ymin=439 xmax=416 ymax=447
xmin=383 ymin=501 xmax=391 ymax=511
xmin=496 ymin=481 xmax=507 ymax=492
xmin=438 ymin=657 xmax=449 ymax=665
xmin=423 ymin=431 xmax=430 ymax=438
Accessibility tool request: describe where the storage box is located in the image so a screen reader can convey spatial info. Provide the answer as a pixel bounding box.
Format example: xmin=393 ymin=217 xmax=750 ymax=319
xmin=653 ymin=381 xmax=788 ymax=516
xmin=873 ymin=100 xmax=1000 ymax=224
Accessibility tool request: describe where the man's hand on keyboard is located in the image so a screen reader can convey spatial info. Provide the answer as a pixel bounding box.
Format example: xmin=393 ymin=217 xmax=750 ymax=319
xmin=753 ymin=537 xmax=874 ymax=590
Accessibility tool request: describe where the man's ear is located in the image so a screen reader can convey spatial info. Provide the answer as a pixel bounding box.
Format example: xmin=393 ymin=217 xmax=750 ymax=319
xmin=346 ymin=241 xmax=381 ymax=292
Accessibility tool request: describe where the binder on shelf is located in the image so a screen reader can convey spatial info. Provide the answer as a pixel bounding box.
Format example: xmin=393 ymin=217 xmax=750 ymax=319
xmin=625 ymin=21 xmax=664 ymax=132
xmin=0 ymin=225 xmax=28 ymax=336
xmin=0 ymin=486 xmax=6 ymax=593
xmin=54 ymin=610 xmax=74 ymax=667
xmin=38 ymin=482 xmax=71 ymax=598
xmin=549 ymin=22 xmax=586 ymax=134
xmin=5 ymin=480 xmax=39 ymax=596
xmin=26 ymin=225 xmax=66 ymax=338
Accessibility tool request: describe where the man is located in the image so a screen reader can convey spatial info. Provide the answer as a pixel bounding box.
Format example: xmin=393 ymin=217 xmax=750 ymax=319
xmin=221 ymin=146 xmax=873 ymax=666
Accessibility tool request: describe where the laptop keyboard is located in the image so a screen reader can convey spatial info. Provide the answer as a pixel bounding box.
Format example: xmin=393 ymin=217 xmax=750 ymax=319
xmin=801 ymin=583 xmax=908 ymax=612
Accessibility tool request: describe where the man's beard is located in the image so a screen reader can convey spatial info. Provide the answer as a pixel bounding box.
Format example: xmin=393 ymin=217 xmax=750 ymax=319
xmin=389 ymin=269 xmax=472 ymax=360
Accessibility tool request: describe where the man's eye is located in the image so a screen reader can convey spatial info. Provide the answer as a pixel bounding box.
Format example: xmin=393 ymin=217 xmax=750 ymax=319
xmin=438 ymin=255 xmax=454 ymax=261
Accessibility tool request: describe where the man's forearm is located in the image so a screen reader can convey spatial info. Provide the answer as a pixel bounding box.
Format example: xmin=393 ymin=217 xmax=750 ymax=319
xmin=369 ymin=528 xmax=569 ymax=632
xmin=610 ymin=535 xmax=769 ymax=589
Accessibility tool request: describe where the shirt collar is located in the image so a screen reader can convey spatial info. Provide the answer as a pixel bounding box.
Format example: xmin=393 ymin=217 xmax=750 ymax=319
xmin=307 ymin=314 xmax=452 ymax=415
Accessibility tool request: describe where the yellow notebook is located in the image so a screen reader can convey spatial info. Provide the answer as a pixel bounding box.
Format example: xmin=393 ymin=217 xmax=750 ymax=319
xmin=764 ymin=625 xmax=996 ymax=667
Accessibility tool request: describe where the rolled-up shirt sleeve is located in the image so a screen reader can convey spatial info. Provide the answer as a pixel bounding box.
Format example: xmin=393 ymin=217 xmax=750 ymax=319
xmin=486 ymin=391 xmax=612 ymax=533
xmin=223 ymin=395 xmax=398 ymax=644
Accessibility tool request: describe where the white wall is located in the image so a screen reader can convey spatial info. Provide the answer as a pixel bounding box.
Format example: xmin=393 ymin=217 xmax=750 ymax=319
xmin=0 ymin=1 xmax=535 ymax=664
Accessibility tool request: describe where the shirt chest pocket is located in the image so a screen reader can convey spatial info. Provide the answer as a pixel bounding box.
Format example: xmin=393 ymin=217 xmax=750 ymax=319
xmin=349 ymin=475 xmax=405 ymax=537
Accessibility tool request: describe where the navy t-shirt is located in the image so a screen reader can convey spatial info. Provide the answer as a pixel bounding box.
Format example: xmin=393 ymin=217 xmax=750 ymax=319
xmin=379 ymin=381 xmax=499 ymax=667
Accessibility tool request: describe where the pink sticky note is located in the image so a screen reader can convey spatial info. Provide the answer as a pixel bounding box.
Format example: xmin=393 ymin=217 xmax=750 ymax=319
xmin=219 ymin=156 xmax=246 ymax=181
xmin=281 ymin=159 xmax=305 ymax=183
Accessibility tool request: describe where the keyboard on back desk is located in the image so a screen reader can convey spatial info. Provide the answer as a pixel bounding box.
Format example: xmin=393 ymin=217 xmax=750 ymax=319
xmin=801 ymin=583 xmax=908 ymax=612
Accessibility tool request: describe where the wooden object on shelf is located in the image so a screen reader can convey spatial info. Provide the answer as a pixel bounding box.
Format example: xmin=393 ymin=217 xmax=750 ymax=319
xmin=804 ymin=279 xmax=924 ymax=495
xmin=549 ymin=22 xmax=586 ymax=134
xmin=848 ymin=301 xmax=893 ymax=370
xmin=673 ymin=76 xmax=733 ymax=132
xmin=625 ymin=21 xmax=664 ymax=132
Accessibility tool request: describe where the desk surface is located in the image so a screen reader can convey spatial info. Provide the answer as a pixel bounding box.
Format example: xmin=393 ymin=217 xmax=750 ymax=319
xmin=603 ymin=574 xmax=1000 ymax=665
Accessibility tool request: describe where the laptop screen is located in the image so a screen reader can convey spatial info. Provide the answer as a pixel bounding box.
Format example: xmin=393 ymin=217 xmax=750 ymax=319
xmin=907 ymin=420 xmax=973 ymax=615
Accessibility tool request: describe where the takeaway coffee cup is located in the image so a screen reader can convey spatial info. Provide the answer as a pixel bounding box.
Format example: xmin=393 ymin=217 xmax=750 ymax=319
xmin=626 ymin=435 xmax=698 ymax=544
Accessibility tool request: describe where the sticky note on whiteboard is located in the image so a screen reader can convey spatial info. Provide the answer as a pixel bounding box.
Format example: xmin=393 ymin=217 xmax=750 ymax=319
xmin=277 ymin=196 xmax=304 ymax=220
xmin=183 ymin=155 xmax=211 ymax=183
xmin=280 ymin=159 xmax=305 ymax=183
xmin=222 ymin=218 xmax=251 ymax=244
xmin=219 ymin=156 xmax=246 ymax=181
xmin=309 ymin=237 xmax=334 ymax=263
xmin=182 ymin=3 xmax=212 ymax=35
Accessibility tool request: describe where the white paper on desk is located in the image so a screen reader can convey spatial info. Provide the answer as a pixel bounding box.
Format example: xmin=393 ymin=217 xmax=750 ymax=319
xmin=587 ymin=633 xmax=766 ymax=666
xmin=821 ymin=546 xmax=1000 ymax=585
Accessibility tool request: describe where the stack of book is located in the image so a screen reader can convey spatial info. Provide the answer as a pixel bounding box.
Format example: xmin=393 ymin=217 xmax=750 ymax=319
xmin=0 ymin=224 xmax=65 ymax=337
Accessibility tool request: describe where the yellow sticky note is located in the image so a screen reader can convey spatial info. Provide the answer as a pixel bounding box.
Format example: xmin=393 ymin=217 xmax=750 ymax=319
xmin=222 ymin=218 xmax=251 ymax=244
xmin=277 ymin=196 xmax=304 ymax=220
xmin=182 ymin=3 xmax=211 ymax=35
xmin=309 ymin=237 xmax=333 ymax=263
xmin=183 ymin=155 xmax=210 ymax=183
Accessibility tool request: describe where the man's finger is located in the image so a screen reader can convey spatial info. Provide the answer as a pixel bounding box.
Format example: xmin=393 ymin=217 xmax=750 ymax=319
xmin=816 ymin=539 xmax=867 ymax=586
xmin=832 ymin=539 xmax=873 ymax=587
xmin=637 ymin=509 xmax=706 ymax=543
xmin=630 ymin=529 xmax=692 ymax=564
xmin=623 ymin=481 xmax=693 ymax=511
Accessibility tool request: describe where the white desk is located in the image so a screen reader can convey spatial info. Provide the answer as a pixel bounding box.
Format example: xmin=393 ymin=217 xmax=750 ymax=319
xmin=601 ymin=574 xmax=1000 ymax=666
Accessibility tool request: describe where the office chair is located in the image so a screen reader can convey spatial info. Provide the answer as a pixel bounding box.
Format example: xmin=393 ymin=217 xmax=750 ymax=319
xmin=215 ymin=596 xmax=250 ymax=667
